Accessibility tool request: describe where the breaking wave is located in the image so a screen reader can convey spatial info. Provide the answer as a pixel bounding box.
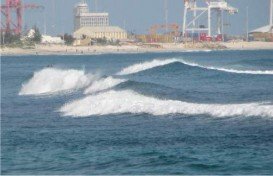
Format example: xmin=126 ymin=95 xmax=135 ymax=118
xmin=19 ymin=68 xmax=96 ymax=95
xmin=117 ymin=59 xmax=180 ymax=75
xmin=59 ymin=90 xmax=273 ymax=118
xmin=117 ymin=58 xmax=273 ymax=76
xmin=84 ymin=76 xmax=126 ymax=94
xmin=180 ymin=59 xmax=273 ymax=75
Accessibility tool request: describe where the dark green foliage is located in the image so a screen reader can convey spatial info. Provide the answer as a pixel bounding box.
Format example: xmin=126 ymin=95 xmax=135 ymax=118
xmin=96 ymin=37 xmax=108 ymax=45
xmin=32 ymin=26 xmax=42 ymax=43
xmin=91 ymin=37 xmax=120 ymax=46
xmin=61 ymin=34 xmax=75 ymax=45
xmin=0 ymin=32 xmax=21 ymax=45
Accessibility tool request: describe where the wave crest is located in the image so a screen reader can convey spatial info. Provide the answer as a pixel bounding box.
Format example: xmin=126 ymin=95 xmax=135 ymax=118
xmin=117 ymin=58 xmax=273 ymax=76
xmin=117 ymin=59 xmax=180 ymax=75
xmin=59 ymin=90 xmax=273 ymax=118
xmin=180 ymin=59 xmax=273 ymax=75
xmin=19 ymin=68 xmax=95 ymax=95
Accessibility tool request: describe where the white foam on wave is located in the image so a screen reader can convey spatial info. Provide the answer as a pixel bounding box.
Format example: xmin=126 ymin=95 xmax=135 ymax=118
xmin=84 ymin=76 xmax=126 ymax=94
xmin=116 ymin=57 xmax=273 ymax=76
xmin=19 ymin=68 xmax=96 ymax=95
xmin=117 ymin=58 xmax=180 ymax=75
xmin=180 ymin=59 xmax=273 ymax=75
xmin=59 ymin=90 xmax=273 ymax=118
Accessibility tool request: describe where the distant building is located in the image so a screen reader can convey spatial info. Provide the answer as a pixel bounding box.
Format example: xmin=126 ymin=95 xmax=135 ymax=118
xmin=249 ymin=25 xmax=273 ymax=42
xmin=41 ymin=35 xmax=64 ymax=44
xmin=74 ymin=0 xmax=109 ymax=31
xmin=73 ymin=0 xmax=127 ymax=45
xmin=249 ymin=0 xmax=273 ymax=41
xmin=74 ymin=26 xmax=127 ymax=40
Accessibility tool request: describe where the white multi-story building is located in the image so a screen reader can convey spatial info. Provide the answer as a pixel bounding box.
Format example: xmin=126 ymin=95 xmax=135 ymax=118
xmin=74 ymin=0 xmax=109 ymax=31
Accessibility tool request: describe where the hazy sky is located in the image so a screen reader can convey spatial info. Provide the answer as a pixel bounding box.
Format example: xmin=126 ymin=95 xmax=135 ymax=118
xmin=22 ymin=0 xmax=271 ymax=36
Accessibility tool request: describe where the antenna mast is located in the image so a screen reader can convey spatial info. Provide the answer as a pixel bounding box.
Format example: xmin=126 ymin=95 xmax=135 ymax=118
xmin=269 ymin=0 xmax=273 ymax=27
xmin=94 ymin=0 xmax=98 ymax=12
xmin=164 ymin=0 xmax=168 ymax=33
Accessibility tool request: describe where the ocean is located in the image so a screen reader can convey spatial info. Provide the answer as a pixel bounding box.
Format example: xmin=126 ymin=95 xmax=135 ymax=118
xmin=1 ymin=50 xmax=273 ymax=174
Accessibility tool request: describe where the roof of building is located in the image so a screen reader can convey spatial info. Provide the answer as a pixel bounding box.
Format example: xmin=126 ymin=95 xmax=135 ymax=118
xmin=250 ymin=25 xmax=273 ymax=33
xmin=80 ymin=12 xmax=109 ymax=17
xmin=74 ymin=26 xmax=127 ymax=35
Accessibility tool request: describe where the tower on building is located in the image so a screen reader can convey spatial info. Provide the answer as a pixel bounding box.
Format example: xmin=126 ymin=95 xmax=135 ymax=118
xmin=74 ymin=0 xmax=109 ymax=31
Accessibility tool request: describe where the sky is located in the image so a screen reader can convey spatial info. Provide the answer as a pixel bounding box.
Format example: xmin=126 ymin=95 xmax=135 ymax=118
xmin=21 ymin=0 xmax=271 ymax=36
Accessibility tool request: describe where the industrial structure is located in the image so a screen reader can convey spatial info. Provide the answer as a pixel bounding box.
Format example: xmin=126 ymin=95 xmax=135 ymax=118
xmin=136 ymin=24 xmax=180 ymax=43
xmin=249 ymin=0 xmax=273 ymax=41
xmin=74 ymin=0 xmax=109 ymax=31
xmin=182 ymin=0 xmax=238 ymax=41
xmin=73 ymin=0 xmax=127 ymax=45
xmin=0 ymin=0 xmax=43 ymax=34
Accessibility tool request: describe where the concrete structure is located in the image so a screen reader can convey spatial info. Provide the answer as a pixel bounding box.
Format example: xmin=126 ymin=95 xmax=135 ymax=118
xmin=41 ymin=35 xmax=64 ymax=44
xmin=74 ymin=0 xmax=109 ymax=31
xmin=73 ymin=26 xmax=127 ymax=40
xmin=182 ymin=0 xmax=238 ymax=38
xmin=249 ymin=0 xmax=273 ymax=41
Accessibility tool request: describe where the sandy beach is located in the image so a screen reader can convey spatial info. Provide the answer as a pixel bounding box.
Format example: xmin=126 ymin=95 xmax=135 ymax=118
xmin=1 ymin=41 xmax=273 ymax=56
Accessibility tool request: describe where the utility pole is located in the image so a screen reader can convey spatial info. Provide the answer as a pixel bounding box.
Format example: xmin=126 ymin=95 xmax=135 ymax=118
xmin=43 ymin=9 xmax=47 ymax=35
xmin=51 ymin=0 xmax=56 ymax=36
xmin=208 ymin=6 xmax=211 ymax=37
xmin=222 ymin=9 xmax=224 ymax=41
xmin=269 ymin=0 xmax=273 ymax=27
xmin=246 ymin=6 xmax=249 ymax=42
xmin=94 ymin=0 xmax=98 ymax=12
xmin=164 ymin=0 xmax=168 ymax=33
xmin=62 ymin=0 xmax=65 ymax=43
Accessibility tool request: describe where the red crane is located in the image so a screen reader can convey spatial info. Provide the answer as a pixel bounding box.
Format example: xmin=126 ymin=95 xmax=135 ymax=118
xmin=0 ymin=0 xmax=43 ymax=35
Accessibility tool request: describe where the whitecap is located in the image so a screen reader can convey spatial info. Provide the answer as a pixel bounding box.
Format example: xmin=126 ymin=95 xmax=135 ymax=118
xmin=59 ymin=90 xmax=273 ymax=118
xmin=19 ymin=68 xmax=97 ymax=95
xmin=116 ymin=59 xmax=180 ymax=75
xmin=180 ymin=59 xmax=273 ymax=75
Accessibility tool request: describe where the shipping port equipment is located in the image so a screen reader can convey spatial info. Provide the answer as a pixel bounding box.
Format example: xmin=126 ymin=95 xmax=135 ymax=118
xmin=0 ymin=0 xmax=43 ymax=34
xmin=182 ymin=0 xmax=238 ymax=41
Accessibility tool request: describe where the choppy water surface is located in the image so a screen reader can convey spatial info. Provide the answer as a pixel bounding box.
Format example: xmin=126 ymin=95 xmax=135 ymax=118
xmin=2 ymin=50 xmax=273 ymax=174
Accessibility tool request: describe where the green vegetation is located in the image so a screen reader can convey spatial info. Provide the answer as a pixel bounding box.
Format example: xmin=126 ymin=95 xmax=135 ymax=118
xmin=60 ymin=34 xmax=75 ymax=45
xmin=0 ymin=32 xmax=22 ymax=47
xmin=1 ymin=26 xmax=41 ymax=48
xmin=91 ymin=37 xmax=120 ymax=46
xmin=31 ymin=26 xmax=42 ymax=44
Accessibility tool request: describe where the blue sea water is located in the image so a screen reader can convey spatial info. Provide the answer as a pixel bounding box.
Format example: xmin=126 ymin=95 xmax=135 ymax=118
xmin=1 ymin=50 xmax=273 ymax=175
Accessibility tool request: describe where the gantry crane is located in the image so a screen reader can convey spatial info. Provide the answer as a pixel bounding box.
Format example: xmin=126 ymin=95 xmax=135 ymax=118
xmin=182 ymin=0 xmax=238 ymax=39
xmin=0 ymin=0 xmax=43 ymax=35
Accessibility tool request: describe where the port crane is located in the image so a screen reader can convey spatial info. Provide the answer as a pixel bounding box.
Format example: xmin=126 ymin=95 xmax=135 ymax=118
xmin=0 ymin=0 xmax=43 ymax=35
xmin=182 ymin=0 xmax=238 ymax=39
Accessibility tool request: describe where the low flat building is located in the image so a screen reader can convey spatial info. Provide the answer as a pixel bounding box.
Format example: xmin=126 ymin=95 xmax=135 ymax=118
xmin=73 ymin=26 xmax=127 ymax=41
xmin=249 ymin=25 xmax=273 ymax=42
xmin=249 ymin=0 xmax=273 ymax=42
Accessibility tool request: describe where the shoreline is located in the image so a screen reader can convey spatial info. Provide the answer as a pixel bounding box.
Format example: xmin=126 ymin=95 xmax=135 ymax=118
xmin=1 ymin=41 xmax=273 ymax=56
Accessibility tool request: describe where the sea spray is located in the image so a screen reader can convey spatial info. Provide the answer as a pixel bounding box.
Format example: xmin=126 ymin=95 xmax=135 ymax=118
xmin=59 ymin=90 xmax=273 ymax=118
xmin=19 ymin=68 xmax=97 ymax=95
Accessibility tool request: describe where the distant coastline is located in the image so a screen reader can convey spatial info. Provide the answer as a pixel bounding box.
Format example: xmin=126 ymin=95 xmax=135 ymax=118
xmin=1 ymin=41 xmax=273 ymax=56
